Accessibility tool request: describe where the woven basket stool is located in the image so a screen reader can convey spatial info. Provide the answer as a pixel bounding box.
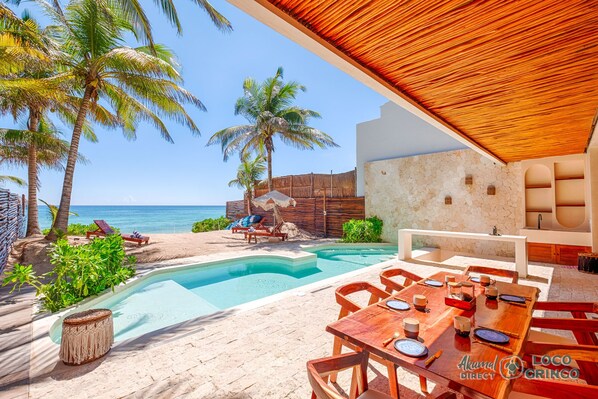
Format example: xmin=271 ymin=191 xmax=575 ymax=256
xmin=59 ymin=309 xmax=114 ymax=365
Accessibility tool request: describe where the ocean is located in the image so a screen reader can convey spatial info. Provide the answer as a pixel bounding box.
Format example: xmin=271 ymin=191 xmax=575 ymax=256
xmin=39 ymin=205 xmax=227 ymax=234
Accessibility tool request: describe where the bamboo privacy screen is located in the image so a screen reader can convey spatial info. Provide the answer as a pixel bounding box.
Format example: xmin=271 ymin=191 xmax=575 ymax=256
xmin=226 ymin=197 xmax=365 ymax=238
xmin=254 ymin=170 xmax=357 ymax=198
xmin=0 ymin=188 xmax=25 ymax=273
xmin=228 ymin=170 xmax=363 ymax=237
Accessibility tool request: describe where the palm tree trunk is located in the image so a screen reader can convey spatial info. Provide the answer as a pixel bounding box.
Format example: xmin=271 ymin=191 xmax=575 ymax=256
xmin=26 ymin=110 xmax=41 ymax=236
xmin=266 ymin=145 xmax=273 ymax=192
xmin=46 ymin=85 xmax=94 ymax=241
xmin=246 ymin=191 xmax=252 ymax=215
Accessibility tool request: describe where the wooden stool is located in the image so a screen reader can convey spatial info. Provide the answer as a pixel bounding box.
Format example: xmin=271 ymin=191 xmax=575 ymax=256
xmin=59 ymin=309 xmax=114 ymax=365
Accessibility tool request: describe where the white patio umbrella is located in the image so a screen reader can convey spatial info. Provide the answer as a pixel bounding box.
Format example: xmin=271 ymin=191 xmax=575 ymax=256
xmin=252 ymin=190 xmax=296 ymax=224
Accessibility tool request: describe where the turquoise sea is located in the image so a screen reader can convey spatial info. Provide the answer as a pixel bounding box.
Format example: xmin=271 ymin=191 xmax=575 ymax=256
xmin=39 ymin=205 xmax=226 ymax=234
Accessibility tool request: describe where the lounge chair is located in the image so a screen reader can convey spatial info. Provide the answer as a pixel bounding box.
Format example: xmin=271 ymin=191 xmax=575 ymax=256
xmin=86 ymin=220 xmax=149 ymax=246
xmin=231 ymin=215 xmax=266 ymax=233
xmin=245 ymin=222 xmax=288 ymax=243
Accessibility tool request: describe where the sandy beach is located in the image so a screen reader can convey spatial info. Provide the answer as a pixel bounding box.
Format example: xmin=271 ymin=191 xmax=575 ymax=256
xmin=14 ymin=230 xmax=336 ymax=275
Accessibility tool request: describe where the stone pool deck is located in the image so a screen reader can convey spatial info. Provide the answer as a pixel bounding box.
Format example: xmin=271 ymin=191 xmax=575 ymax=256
xmin=2 ymin=248 xmax=598 ymax=398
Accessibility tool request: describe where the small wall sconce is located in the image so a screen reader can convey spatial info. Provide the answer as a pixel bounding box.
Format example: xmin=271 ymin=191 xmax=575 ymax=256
xmin=487 ymin=185 xmax=496 ymax=195
xmin=465 ymin=175 xmax=473 ymax=185
xmin=445 ymin=195 xmax=452 ymax=205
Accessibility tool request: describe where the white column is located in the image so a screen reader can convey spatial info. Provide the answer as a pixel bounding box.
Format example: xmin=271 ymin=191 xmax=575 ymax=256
xmin=514 ymin=238 xmax=528 ymax=278
xmin=398 ymin=230 xmax=412 ymax=260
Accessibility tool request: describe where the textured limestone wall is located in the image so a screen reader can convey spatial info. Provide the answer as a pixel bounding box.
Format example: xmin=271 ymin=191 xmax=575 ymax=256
xmin=365 ymin=149 xmax=523 ymax=256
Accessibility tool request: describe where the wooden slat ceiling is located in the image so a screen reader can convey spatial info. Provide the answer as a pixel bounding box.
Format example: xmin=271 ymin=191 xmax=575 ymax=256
xmin=259 ymin=0 xmax=598 ymax=163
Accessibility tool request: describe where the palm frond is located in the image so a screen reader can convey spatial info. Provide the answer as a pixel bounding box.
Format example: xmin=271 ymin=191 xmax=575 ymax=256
xmin=0 ymin=175 xmax=26 ymax=186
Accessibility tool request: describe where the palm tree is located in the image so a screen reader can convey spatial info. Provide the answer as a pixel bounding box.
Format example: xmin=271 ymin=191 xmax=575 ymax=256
xmin=46 ymin=0 xmax=205 ymax=240
xmin=228 ymin=155 xmax=266 ymax=215
xmin=0 ymin=120 xmax=73 ymax=235
xmin=0 ymin=10 xmax=101 ymax=236
xmin=0 ymin=5 xmax=50 ymax=75
xmin=41 ymin=0 xmax=231 ymax=54
xmin=208 ymin=67 xmax=339 ymax=191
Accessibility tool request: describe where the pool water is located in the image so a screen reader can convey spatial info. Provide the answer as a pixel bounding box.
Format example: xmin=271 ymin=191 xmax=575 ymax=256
xmin=51 ymin=246 xmax=397 ymax=343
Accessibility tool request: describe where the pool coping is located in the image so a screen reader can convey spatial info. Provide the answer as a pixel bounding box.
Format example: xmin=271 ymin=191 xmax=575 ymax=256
xmin=48 ymin=242 xmax=399 ymax=340
xmin=29 ymin=244 xmax=432 ymax=381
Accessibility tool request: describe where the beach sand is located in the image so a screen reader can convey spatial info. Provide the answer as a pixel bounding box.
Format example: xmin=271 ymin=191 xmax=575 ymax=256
xmin=13 ymin=230 xmax=334 ymax=275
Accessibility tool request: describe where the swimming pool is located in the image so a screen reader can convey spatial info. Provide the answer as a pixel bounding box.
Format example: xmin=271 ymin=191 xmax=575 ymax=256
xmin=50 ymin=245 xmax=397 ymax=343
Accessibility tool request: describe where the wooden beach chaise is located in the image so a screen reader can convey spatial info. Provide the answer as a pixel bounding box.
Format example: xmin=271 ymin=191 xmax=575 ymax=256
xmin=86 ymin=220 xmax=150 ymax=246
xmin=245 ymin=222 xmax=288 ymax=243
xmin=231 ymin=215 xmax=266 ymax=233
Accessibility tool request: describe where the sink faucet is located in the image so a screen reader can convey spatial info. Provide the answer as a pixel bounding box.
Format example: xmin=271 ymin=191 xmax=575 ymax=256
xmin=537 ymin=213 xmax=542 ymax=230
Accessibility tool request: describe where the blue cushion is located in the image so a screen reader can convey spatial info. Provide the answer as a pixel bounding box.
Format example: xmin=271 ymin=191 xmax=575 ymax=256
xmin=240 ymin=216 xmax=252 ymax=227
xmin=248 ymin=215 xmax=262 ymax=224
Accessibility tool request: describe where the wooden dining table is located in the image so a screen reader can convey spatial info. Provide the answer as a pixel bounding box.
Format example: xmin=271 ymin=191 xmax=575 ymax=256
xmin=326 ymin=271 xmax=540 ymax=399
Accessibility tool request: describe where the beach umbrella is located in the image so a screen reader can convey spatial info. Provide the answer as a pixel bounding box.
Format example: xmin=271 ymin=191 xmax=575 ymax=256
xmin=252 ymin=190 xmax=296 ymax=223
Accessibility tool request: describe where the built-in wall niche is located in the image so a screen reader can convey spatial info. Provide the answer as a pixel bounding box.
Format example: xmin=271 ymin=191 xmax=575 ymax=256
xmin=522 ymin=155 xmax=589 ymax=231
xmin=555 ymin=160 xmax=585 ymax=228
xmin=524 ymin=164 xmax=553 ymax=229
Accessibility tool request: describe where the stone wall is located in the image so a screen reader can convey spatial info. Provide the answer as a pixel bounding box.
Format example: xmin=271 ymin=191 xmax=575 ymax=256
xmin=364 ymin=149 xmax=523 ymax=256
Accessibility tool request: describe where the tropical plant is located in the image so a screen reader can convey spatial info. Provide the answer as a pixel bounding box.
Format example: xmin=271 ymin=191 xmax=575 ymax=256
xmin=46 ymin=0 xmax=206 ymax=240
xmin=0 ymin=121 xmax=75 ymax=235
xmin=2 ymin=234 xmax=136 ymax=312
xmin=39 ymin=198 xmax=78 ymax=228
xmin=341 ymin=216 xmax=384 ymax=243
xmin=228 ymin=155 xmax=266 ymax=215
xmin=41 ymin=222 xmax=109 ymax=236
xmin=0 ymin=11 xmax=99 ymax=236
xmin=0 ymin=4 xmax=51 ymax=75
xmin=208 ymin=67 xmax=339 ymax=191
xmin=191 ymin=216 xmax=231 ymax=233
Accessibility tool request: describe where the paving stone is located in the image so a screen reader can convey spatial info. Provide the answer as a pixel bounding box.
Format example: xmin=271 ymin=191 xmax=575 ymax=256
xmin=10 ymin=255 xmax=597 ymax=398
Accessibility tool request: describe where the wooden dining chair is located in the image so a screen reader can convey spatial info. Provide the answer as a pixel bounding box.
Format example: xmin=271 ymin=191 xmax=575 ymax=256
xmin=379 ymin=268 xmax=423 ymax=294
xmin=526 ymin=301 xmax=598 ymax=385
xmin=464 ymin=265 xmax=519 ymax=283
xmin=330 ymin=282 xmax=397 ymax=390
xmin=307 ymin=352 xmax=457 ymax=399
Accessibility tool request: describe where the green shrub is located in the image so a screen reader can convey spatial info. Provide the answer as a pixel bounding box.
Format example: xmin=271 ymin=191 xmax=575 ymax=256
xmin=341 ymin=216 xmax=384 ymax=243
xmin=2 ymin=234 xmax=136 ymax=312
xmin=42 ymin=223 xmax=120 ymax=236
xmin=192 ymin=216 xmax=231 ymax=233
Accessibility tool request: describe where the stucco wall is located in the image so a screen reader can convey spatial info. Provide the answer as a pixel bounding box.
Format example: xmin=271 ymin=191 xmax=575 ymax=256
xmin=365 ymin=149 xmax=523 ymax=256
xmin=356 ymin=102 xmax=465 ymax=196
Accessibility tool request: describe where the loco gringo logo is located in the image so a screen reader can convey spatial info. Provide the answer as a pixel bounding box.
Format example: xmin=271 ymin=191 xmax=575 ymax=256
xmin=498 ymin=355 xmax=525 ymax=380
xmin=458 ymin=354 xmax=580 ymax=381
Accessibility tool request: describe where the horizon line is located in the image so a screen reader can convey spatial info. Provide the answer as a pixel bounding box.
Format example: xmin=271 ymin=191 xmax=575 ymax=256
xmin=65 ymin=204 xmax=226 ymax=207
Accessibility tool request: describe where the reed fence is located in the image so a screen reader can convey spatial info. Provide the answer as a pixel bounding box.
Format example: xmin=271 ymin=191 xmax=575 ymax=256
xmin=0 ymin=188 xmax=26 ymax=273
xmin=254 ymin=169 xmax=357 ymax=198
xmin=226 ymin=196 xmax=365 ymax=238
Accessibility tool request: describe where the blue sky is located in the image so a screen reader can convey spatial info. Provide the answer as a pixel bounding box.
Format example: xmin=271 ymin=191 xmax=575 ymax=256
xmin=1 ymin=0 xmax=386 ymax=205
